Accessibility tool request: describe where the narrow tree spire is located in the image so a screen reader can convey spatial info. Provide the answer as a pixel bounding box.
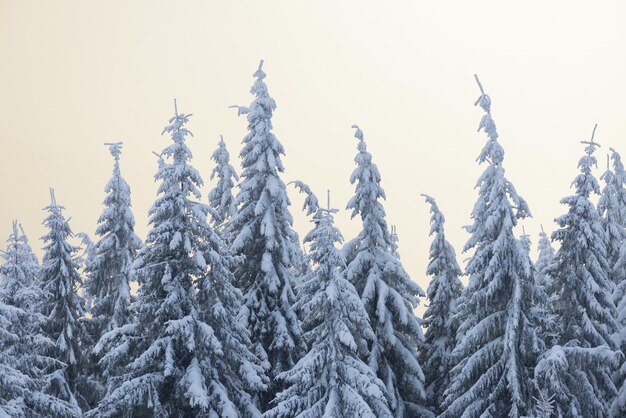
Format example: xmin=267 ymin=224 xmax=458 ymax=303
xmin=208 ymin=135 xmax=239 ymax=228
xmin=345 ymin=125 xmax=428 ymax=417
xmin=543 ymin=126 xmax=619 ymax=417
xmin=39 ymin=190 xmax=87 ymax=413
xmin=420 ymin=194 xmax=463 ymax=415
xmin=442 ymin=77 xmax=537 ymax=418
xmin=226 ymin=61 xmax=306 ymax=411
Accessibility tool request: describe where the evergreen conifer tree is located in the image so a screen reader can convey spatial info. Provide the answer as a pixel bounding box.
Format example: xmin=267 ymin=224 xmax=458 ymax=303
xmin=85 ymin=142 xmax=141 ymax=338
xmin=208 ymin=135 xmax=239 ymax=229
xmin=543 ymin=126 xmax=620 ymax=417
xmin=265 ymin=189 xmax=393 ymax=418
xmin=228 ymin=61 xmax=306 ymax=410
xmin=81 ymin=142 xmax=142 ymax=408
xmin=0 ymin=222 xmax=77 ymax=417
xmin=598 ymin=152 xmax=626 ymax=290
xmin=39 ymin=190 xmax=88 ymax=413
xmin=441 ymin=76 xmax=540 ymax=418
xmin=344 ymin=125 xmax=428 ymax=417
xmin=536 ymin=226 xmax=557 ymax=292
xmin=420 ymin=195 xmax=463 ymax=415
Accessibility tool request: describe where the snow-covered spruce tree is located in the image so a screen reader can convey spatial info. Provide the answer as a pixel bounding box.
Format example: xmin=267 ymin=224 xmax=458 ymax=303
xmin=265 ymin=188 xmax=392 ymax=418
xmin=39 ymin=190 xmax=88 ymax=414
xmin=85 ymin=142 xmax=141 ymax=337
xmin=544 ymin=126 xmax=620 ymax=417
xmin=441 ymin=76 xmax=541 ymax=418
xmin=93 ymin=102 xmax=266 ymax=418
xmin=228 ymin=60 xmax=305 ymax=410
xmin=344 ymin=125 xmax=428 ymax=417
xmin=535 ymin=226 xmax=556 ymax=292
xmin=598 ymin=151 xmax=626 ymax=290
xmin=419 ymin=195 xmax=463 ymax=415
xmin=81 ymin=142 xmax=142 ymax=407
xmin=208 ymin=135 xmax=239 ymax=229
xmin=603 ymin=148 xmax=626 ymax=416
xmin=0 ymin=221 xmax=40 ymax=308
xmin=0 ymin=222 xmax=77 ymax=417
xmin=609 ymin=149 xmax=626 ymax=305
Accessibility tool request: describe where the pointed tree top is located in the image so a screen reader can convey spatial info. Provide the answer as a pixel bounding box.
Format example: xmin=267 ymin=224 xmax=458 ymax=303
xmin=174 ymin=98 xmax=178 ymax=117
xmin=540 ymin=224 xmax=545 ymax=234
xmin=253 ymin=59 xmax=266 ymax=79
xmin=351 ymin=124 xmax=364 ymax=141
xmin=474 ymin=74 xmax=485 ymax=95
xmin=581 ymin=124 xmax=601 ymax=153
xmin=18 ymin=224 xmax=28 ymax=241
xmin=11 ymin=220 xmax=18 ymax=238
xmin=421 ymin=193 xmax=436 ymax=207
xmin=219 ymin=134 xmax=225 ymax=146
xmin=473 ymin=74 xmax=491 ymax=114
xmin=322 ymin=188 xmax=338 ymax=215
xmin=327 ymin=189 xmax=331 ymax=212
xmin=521 ymin=225 xmax=529 ymax=238
xmin=49 ymin=188 xmax=56 ymax=205
xmin=104 ymin=141 xmax=123 ymax=161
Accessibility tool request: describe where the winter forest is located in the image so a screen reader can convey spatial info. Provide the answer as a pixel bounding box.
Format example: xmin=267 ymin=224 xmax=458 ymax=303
xmin=2 ymin=55 xmax=626 ymax=418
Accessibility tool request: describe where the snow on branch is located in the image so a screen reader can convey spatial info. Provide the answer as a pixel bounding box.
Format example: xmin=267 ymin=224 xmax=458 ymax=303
xmin=289 ymin=180 xmax=320 ymax=216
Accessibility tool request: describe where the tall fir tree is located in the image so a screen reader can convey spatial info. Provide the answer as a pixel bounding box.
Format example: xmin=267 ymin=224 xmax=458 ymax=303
xmin=0 ymin=222 xmax=77 ymax=417
xmin=543 ymin=126 xmax=620 ymax=417
xmin=0 ymin=221 xmax=40 ymax=308
xmin=420 ymin=195 xmax=463 ymax=415
xmin=605 ymin=147 xmax=626 ymax=416
xmin=93 ymin=102 xmax=266 ymax=417
xmin=598 ymin=151 xmax=626 ymax=290
xmin=265 ymin=189 xmax=393 ymax=418
xmin=228 ymin=60 xmax=306 ymax=410
xmin=86 ymin=142 xmax=141 ymax=346
xmin=81 ymin=142 xmax=142 ymax=408
xmin=344 ymin=125 xmax=428 ymax=417
xmin=208 ymin=135 xmax=239 ymax=229
xmin=535 ymin=226 xmax=557 ymax=292
xmin=38 ymin=190 xmax=88 ymax=414
xmin=441 ymin=76 xmax=540 ymax=418
xmin=609 ymin=149 xmax=626 ymax=305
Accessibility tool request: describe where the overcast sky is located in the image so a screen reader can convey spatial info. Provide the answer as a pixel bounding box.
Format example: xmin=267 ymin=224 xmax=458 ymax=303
xmin=1 ymin=1 xmax=625 ymax=310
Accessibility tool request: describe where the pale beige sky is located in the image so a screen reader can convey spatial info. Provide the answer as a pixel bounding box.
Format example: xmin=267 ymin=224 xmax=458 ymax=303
xmin=1 ymin=1 xmax=625 ymax=310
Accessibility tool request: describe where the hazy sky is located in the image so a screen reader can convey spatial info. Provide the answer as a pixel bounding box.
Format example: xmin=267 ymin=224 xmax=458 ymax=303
xmin=1 ymin=1 xmax=625 ymax=310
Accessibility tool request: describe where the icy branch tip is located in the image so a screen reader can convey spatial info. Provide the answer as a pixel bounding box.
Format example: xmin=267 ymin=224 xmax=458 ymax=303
xmin=327 ymin=189 xmax=331 ymax=211
xmin=49 ymin=188 xmax=56 ymax=205
xmin=590 ymin=123 xmax=598 ymax=143
xmin=580 ymin=124 xmax=600 ymax=148
xmin=474 ymin=74 xmax=485 ymax=95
